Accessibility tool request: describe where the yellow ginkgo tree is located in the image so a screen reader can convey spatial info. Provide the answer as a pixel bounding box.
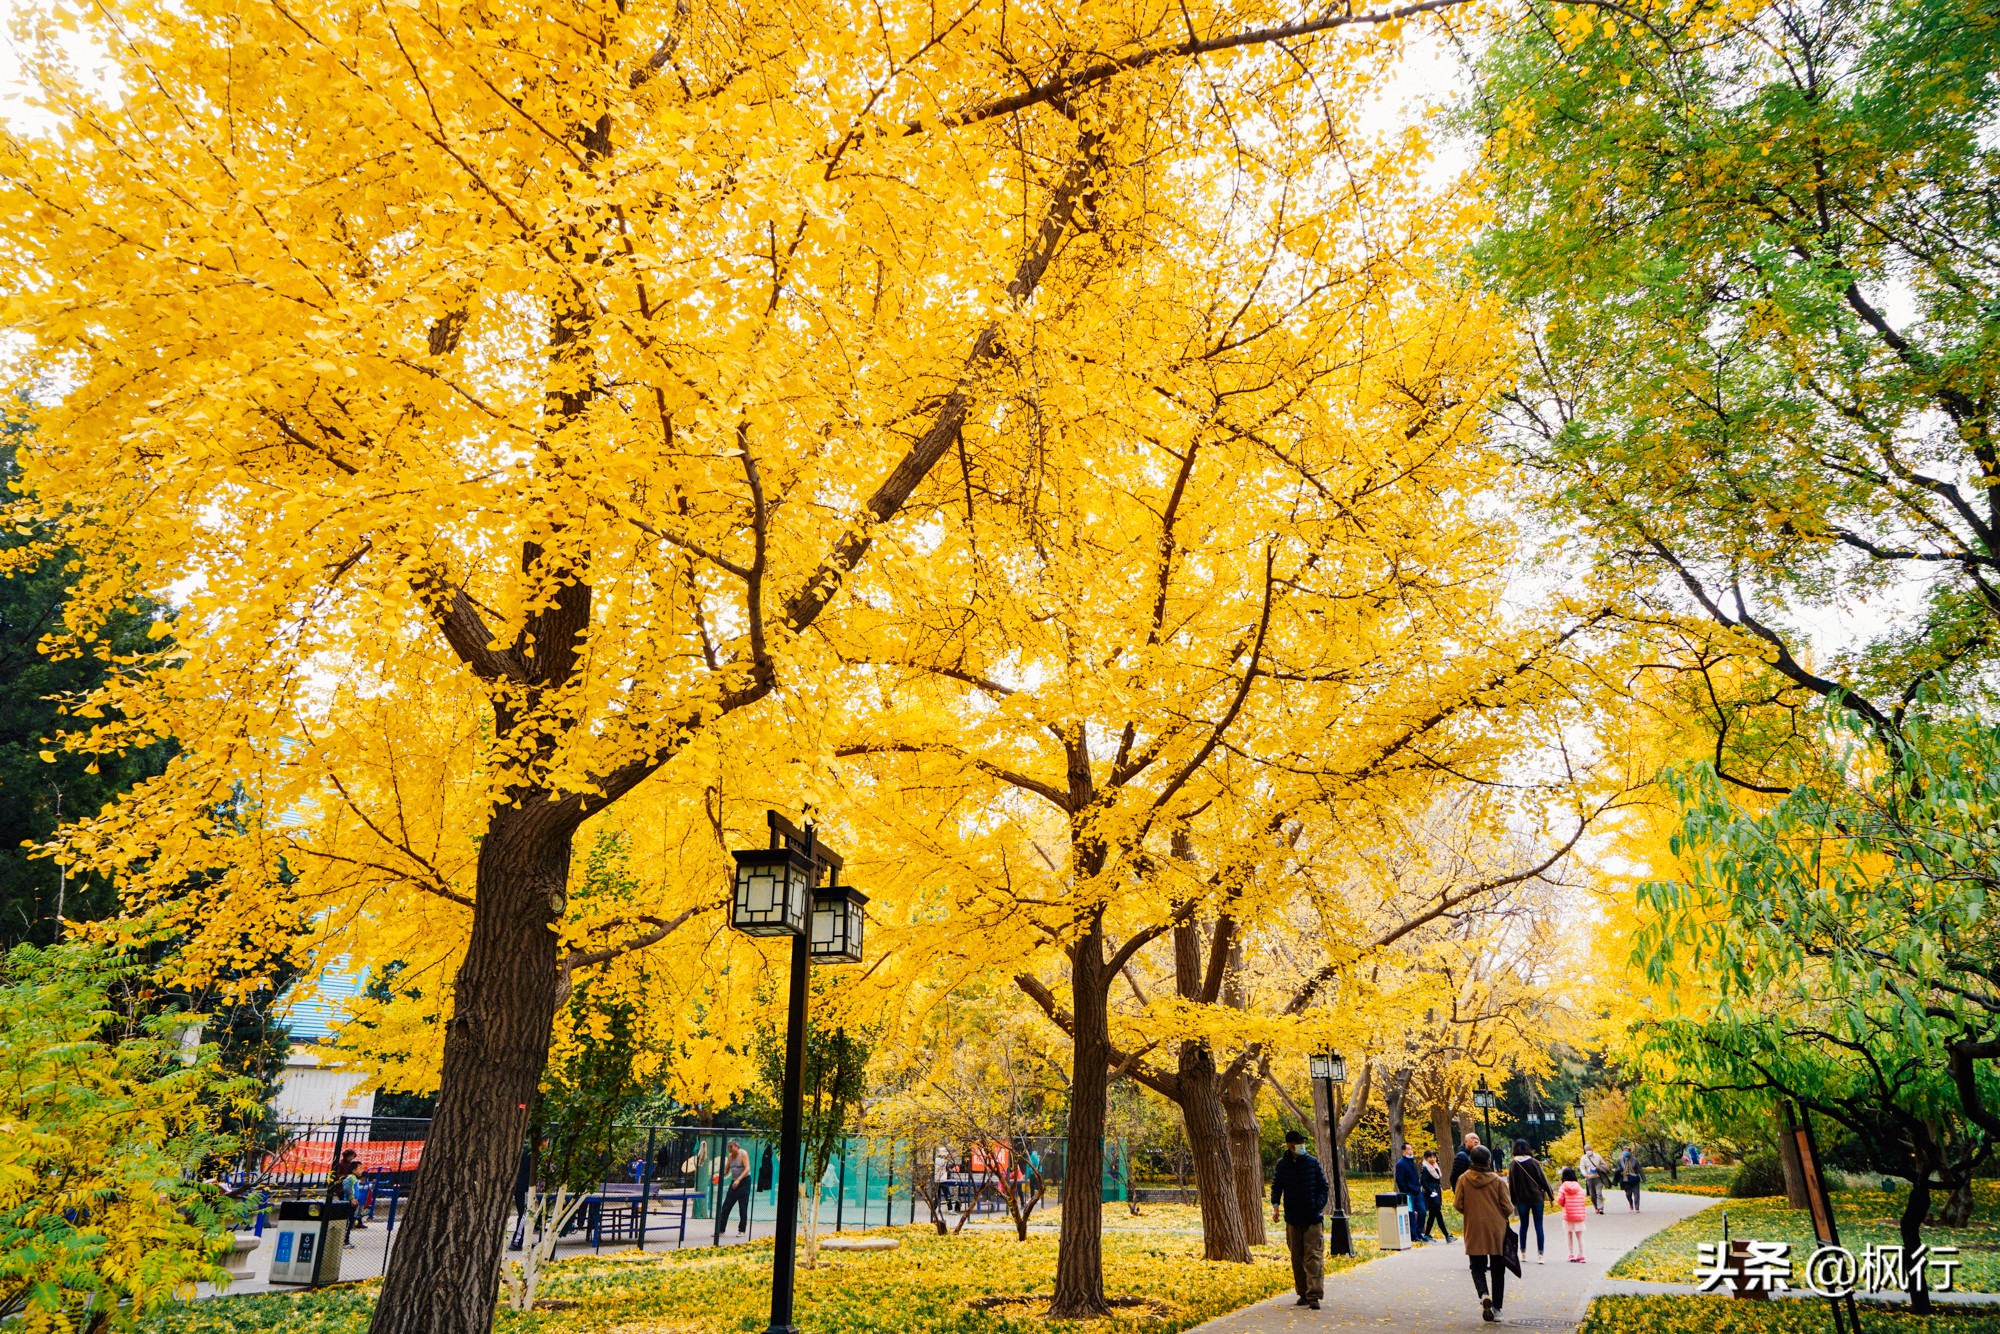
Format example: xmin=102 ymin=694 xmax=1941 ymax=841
xmin=0 ymin=0 xmax=1528 ymax=1327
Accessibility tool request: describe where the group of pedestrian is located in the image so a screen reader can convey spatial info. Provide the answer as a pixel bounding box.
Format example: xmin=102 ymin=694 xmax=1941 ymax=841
xmin=1392 ymin=1144 xmax=1452 ymax=1243
xmin=1272 ymin=1128 xmax=1654 ymax=1324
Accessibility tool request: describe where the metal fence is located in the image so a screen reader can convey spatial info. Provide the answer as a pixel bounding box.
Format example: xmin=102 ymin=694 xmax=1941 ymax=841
xmin=224 ymin=1119 xmax=1136 ymax=1282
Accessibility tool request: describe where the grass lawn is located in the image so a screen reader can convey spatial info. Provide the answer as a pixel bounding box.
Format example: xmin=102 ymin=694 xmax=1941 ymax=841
xmin=1582 ymin=1295 xmax=2000 ymax=1334
xmin=1610 ymin=1184 xmax=2000 ymax=1292
xmin=161 ymin=1206 xmax=1371 ymax=1334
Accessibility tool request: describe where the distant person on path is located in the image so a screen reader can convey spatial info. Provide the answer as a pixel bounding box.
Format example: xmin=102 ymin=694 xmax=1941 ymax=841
xmin=1271 ymin=1129 xmax=1330 ymax=1311
xmin=1554 ymin=1166 xmax=1590 ymax=1262
xmin=334 ymin=1151 xmax=365 ymax=1245
xmin=335 ymin=1150 xmax=366 ymax=1231
xmin=1451 ymin=1131 xmax=1479 ymax=1187
xmin=1577 ymin=1144 xmax=1608 ymax=1215
xmin=718 ymin=1139 xmax=753 ymax=1237
xmin=1419 ymin=1149 xmax=1452 ymax=1242
xmin=1507 ymin=1139 xmax=1553 ymax=1263
xmin=1454 ymin=1145 xmax=1514 ymax=1323
xmin=1619 ymin=1148 xmax=1643 ymax=1211
xmin=1394 ymin=1145 xmax=1425 ymax=1243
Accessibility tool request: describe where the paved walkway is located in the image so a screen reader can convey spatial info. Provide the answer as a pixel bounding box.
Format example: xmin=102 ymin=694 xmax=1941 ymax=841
xmin=1190 ymin=1190 xmax=1717 ymax=1332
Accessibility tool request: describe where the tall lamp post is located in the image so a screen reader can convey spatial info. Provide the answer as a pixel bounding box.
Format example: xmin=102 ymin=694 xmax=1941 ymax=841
xmin=1309 ymin=1052 xmax=1353 ymax=1257
xmin=1473 ymin=1081 xmax=1496 ymax=1151
xmin=729 ymin=811 xmax=868 ymax=1334
xmin=1574 ymin=1097 xmax=1587 ymax=1152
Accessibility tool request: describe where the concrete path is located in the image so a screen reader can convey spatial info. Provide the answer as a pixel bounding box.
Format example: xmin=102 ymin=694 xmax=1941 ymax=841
xmin=1190 ymin=1190 xmax=1718 ymax=1333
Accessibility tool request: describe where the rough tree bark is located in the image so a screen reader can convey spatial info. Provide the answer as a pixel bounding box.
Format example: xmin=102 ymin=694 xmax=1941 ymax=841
xmin=372 ymin=808 xmax=575 ymax=1334
xmin=1312 ymin=1073 xmax=1336 ymax=1179
xmin=1431 ymin=1097 xmax=1455 ymax=1161
xmin=1384 ymin=1066 xmax=1413 ymax=1162
xmin=1220 ymin=1069 xmax=1266 ymax=1247
xmin=1051 ymin=911 xmax=1113 ymax=1318
xmin=1333 ymin=1062 xmax=1373 ymax=1216
xmin=1901 ymin=1177 xmax=1934 ymax=1314
xmin=1217 ymin=943 xmax=1266 ymax=1246
xmin=1173 ymin=921 xmax=1249 ymax=1262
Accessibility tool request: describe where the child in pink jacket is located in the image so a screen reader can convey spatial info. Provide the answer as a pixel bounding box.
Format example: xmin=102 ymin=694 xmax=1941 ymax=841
xmin=1555 ymin=1166 xmax=1590 ymax=1261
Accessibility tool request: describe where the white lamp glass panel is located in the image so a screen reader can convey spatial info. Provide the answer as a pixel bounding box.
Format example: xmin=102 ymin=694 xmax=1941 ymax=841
xmin=809 ymin=890 xmax=865 ymax=963
xmin=731 ymin=850 xmax=808 ymax=936
xmin=810 ymin=896 xmax=838 ymax=952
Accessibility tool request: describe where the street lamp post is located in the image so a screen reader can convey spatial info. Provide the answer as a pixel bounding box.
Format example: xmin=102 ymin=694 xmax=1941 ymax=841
xmin=1309 ymin=1053 xmax=1353 ymax=1257
xmin=1574 ymin=1097 xmax=1587 ymax=1153
xmin=1473 ymin=1081 xmax=1496 ymax=1151
xmin=729 ymin=811 xmax=868 ymax=1334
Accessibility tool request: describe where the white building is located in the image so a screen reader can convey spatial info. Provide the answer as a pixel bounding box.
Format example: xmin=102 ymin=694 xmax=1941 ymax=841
xmin=270 ymin=959 xmax=376 ymax=1126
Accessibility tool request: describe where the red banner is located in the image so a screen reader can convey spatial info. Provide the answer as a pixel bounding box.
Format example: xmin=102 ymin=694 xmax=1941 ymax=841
xmin=264 ymin=1140 xmax=426 ymax=1176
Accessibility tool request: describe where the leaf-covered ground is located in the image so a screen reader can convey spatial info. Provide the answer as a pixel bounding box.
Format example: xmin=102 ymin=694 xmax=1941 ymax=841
xmin=154 ymin=1207 xmax=1368 ymax=1334
xmin=1646 ymin=1166 xmax=1736 ymax=1197
xmin=1581 ymin=1295 xmax=2000 ymax=1334
xmin=1610 ymin=1185 xmax=2000 ymax=1292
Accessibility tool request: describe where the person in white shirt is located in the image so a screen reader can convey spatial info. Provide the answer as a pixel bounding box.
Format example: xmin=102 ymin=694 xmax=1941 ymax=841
xmin=1577 ymin=1145 xmax=1608 ymax=1215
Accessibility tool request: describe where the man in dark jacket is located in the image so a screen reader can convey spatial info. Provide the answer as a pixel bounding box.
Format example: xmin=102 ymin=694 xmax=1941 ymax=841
xmin=1393 ymin=1145 xmax=1425 ymax=1243
xmin=1451 ymin=1132 xmax=1480 ymax=1188
xmin=1271 ymin=1129 xmax=1330 ymax=1310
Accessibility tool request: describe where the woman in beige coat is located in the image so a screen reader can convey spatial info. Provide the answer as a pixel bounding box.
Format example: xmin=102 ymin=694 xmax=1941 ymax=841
xmin=1453 ymin=1145 xmax=1515 ymax=1322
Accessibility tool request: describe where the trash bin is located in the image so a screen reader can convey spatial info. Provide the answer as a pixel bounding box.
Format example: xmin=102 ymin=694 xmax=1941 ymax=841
xmin=1375 ymin=1192 xmax=1410 ymax=1251
xmin=269 ymin=1200 xmax=352 ymax=1286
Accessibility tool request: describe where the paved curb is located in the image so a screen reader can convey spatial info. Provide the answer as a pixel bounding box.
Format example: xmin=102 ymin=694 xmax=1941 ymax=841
xmin=1592 ymin=1278 xmax=2000 ymax=1307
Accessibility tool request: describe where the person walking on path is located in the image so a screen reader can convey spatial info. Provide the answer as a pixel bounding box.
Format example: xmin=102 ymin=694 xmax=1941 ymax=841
xmin=1578 ymin=1144 xmax=1608 ymax=1215
xmin=1394 ymin=1145 xmax=1426 ymax=1243
xmin=1419 ymin=1148 xmax=1452 ymax=1242
xmin=1454 ymin=1145 xmax=1515 ymax=1323
xmin=1451 ymin=1131 xmax=1479 ymax=1188
xmin=1554 ymin=1166 xmax=1589 ymax=1262
xmin=1272 ymin=1129 xmax=1330 ymax=1311
xmin=717 ymin=1139 xmax=753 ymax=1237
xmin=334 ymin=1151 xmax=367 ymax=1246
xmin=1508 ymin=1138 xmax=1554 ymax=1263
xmin=1618 ymin=1148 xmax=1644 ymax=1211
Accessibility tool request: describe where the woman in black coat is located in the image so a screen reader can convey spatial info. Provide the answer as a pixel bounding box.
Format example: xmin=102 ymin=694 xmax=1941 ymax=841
xmin=1506 ymin=1139 xmax=1555 ymax=1263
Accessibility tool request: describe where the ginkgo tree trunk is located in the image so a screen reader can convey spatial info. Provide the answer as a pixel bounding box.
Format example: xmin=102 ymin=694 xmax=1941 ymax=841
xmin=0 ymin=0 xmax=1518 ymax=1331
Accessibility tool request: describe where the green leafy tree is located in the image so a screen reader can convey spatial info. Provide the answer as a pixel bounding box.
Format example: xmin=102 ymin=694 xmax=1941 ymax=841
xmin=0 ymin=943 xmax=253 ymax=1332
xmin=0 ymin=435 xmax=171 ymax=947
xmin=1634 ymin=712 xmax=2000 ymax=1309
xmin=746 ymin=1009 xmax=870 ymax=1268
xmin=1472 ymin=0 xmax=2000 ymax=774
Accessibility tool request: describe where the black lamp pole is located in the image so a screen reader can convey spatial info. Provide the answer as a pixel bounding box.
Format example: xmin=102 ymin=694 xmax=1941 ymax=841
xmin=1326 ymin=1079 xmax=1350 ymax=1245
xmin=1311 ymin=1054 xmax=1353 ymax=1257
xmin=1575 ymin=1098 xmax=1587 ymax=1152
xmin=767 ymin=925 xmax=810 ymax=1334
xmin=730 ymin=811 xmax=864 ymax=1334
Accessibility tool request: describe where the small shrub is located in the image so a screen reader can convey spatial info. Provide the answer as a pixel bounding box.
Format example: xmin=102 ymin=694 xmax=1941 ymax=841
xmin=1728 ymin=1151 xmax=1787 ymax=1198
